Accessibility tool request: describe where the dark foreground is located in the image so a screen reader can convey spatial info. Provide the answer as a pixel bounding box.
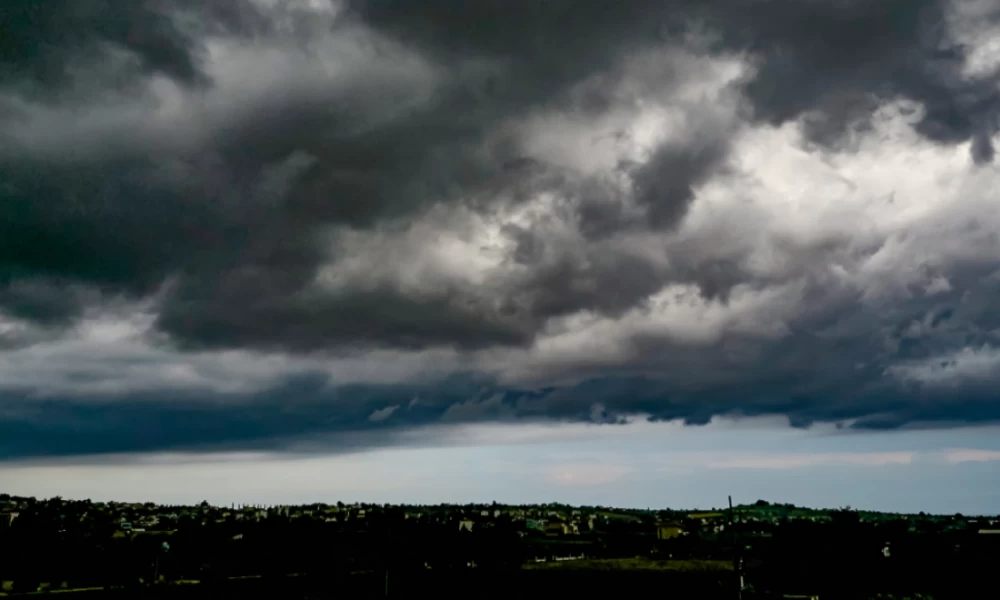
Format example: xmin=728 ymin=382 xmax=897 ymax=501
xmin=2 ymin=564 xmax=987 ymax=600
xmin=9 ymin=556 xmax=993 ymax=600
xmin=3 ymin=570 xmax=737 ymax=600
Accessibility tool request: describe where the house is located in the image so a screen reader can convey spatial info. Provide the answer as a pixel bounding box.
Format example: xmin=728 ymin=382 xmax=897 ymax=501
xmin=0 ymin=512 xmax=17 ymax=528
xmin=656 ymin=521 xmax=684 ymax=540
xmin=544 ymin=521 xmax=568 ymax=536
xmin=459 ymin=519 xmax=475 ymax=532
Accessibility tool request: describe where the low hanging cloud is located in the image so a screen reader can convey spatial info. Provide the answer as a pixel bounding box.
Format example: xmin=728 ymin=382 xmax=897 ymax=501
xmin=2 ymin=0 xmax=1000 ymax=460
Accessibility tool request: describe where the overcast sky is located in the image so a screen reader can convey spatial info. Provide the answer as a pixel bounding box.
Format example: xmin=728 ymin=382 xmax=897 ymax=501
xmin=2 ymin=0 xmax=1000 ymax=512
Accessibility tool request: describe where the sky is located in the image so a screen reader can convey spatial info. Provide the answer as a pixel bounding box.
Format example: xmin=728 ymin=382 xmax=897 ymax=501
xmin=2 ymin=0 xmax=1000 ymax=513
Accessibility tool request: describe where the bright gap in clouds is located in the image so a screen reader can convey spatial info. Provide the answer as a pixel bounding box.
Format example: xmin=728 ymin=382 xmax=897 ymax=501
xmin=5 ymin=419 xmax=1000 ymax=515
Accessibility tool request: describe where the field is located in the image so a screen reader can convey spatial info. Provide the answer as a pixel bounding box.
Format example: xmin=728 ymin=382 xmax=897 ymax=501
xmin=523 ymin=558 xmax=733 ymax=572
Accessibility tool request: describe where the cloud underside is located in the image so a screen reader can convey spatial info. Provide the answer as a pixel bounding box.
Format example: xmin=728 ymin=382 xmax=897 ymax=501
xmin=3 ymin=0 xmax=1000 ymax=459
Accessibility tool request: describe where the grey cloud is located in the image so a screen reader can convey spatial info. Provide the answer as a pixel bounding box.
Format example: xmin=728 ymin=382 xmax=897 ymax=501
xmin=502 ymin=243 xmax=666 ymax=321
xmin=0 ymin=1 xmax=207 ymax=95
xmin=629 ymin=133 xmax=732 ymax=230
xmin=970 ymin=129 xmax=996 ymax=164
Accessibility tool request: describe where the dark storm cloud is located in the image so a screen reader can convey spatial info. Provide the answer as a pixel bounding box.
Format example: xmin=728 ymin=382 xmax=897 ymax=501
xmin=0 ymin=0 xmax=206 ymax=93
xmin=2 ymin=0 xmax=1000 ymax=459
xmin=0 ymin=374 xmax=490 ymax=460
xmin=500 ymin=240 xmax=667 ymax=321
xmin=0 ymin=0 xmax=710 ymax=351
xmin=708 ymin=0 xmax=1000 ymax=161
xmin=5 ymin=359 xmax=1000 ymax=460
xmin=629 ymin=135 xmax=732 ymax=229
xmin=3 ymin=0 xmax=994 ymax=346
xmin=4 ymin=255 xmax=1000 ymax=459
xmin=159 ymin=283 xmax=531 ymax=352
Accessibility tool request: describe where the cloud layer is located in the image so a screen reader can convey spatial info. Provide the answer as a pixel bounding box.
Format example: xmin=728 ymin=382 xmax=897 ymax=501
xmin=3 ymin=0 xmax=1000 ymax=459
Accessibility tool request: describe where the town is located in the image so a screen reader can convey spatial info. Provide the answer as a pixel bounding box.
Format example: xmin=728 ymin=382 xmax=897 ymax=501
xmin=2 ymin=494 xmax=999 ymax=599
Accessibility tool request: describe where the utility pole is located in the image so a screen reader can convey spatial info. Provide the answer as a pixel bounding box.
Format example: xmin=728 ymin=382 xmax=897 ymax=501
xmin=384 ymin=521 xmax=390 ymax=597
xmin=728 ymin=496 xmax=743 ymax=600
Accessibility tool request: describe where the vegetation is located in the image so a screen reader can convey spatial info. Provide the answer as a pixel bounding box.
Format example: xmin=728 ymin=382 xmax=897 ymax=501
xmin=0 ymin=495 xmax=997 ymax=598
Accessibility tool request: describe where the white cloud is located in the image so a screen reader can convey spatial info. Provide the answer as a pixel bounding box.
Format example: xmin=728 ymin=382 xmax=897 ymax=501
xmin=547 ymin=463 xmax=632 ymax=486
xmin=368 ymin=405 xmax=399 ymax=422
xmin=702 ymin=451 xmax=915 ymax=470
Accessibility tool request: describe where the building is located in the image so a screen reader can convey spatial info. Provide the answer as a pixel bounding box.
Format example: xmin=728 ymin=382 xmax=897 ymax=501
xmin=544 ymin=520 xmax=568 ymax=536
xmin=656 ymin=521 xmax=684 ymax=540
xmin=0 ymin=512 xmax=18 ymax=529
xmin=458 ymin=519 xmax=475 ymax=532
